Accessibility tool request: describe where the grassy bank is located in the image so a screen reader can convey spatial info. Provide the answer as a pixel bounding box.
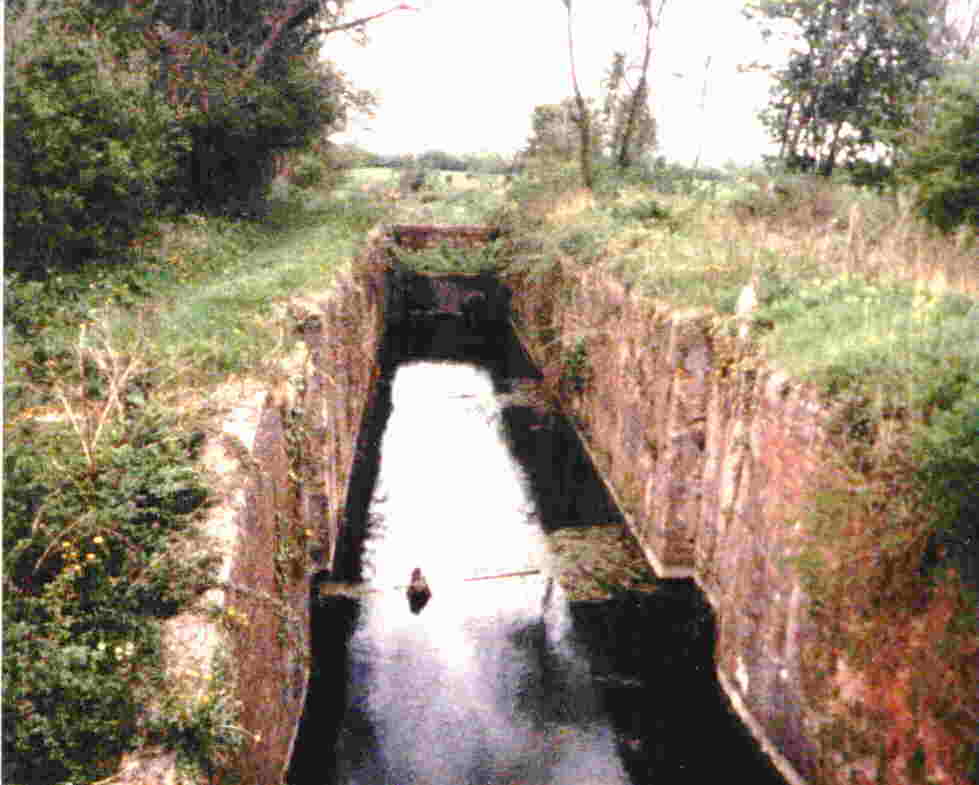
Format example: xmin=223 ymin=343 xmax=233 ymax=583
xmin=2 ymin=179 xmax=395 ymax=783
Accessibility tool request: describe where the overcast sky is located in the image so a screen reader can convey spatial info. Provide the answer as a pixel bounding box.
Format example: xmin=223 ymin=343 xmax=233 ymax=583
xmin=323 ymin=0 xmax=788 ymax=166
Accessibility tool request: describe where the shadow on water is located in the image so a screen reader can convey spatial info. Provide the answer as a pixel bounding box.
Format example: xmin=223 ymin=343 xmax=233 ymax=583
xmin=288 ymin=311 xmax=786 ymax=785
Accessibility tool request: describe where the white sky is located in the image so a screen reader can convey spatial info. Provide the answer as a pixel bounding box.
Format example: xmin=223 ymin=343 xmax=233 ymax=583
xmin=323 ymin=0 xmax=787 ymax=166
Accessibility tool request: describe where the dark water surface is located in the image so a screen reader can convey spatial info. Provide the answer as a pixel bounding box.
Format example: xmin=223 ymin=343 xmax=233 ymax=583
xmin=289 ymin=319 xmax=787 ymax=785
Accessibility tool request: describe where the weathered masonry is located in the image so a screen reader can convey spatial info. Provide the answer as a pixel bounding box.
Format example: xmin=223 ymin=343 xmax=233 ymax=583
xmin=116 ymin=224 xmax=966 ymax=785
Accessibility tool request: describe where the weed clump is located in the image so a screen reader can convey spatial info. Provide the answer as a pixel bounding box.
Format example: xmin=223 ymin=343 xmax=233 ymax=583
xmin=390 ymin=240 xmax=506 ymax=275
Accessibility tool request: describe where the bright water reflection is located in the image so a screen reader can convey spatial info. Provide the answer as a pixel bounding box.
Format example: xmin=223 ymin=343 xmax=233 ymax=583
xmin=336 ymin=361 xmax=629 ymax=785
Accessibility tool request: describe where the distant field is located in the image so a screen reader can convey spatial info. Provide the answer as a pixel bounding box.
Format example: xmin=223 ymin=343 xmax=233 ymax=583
xmin=340 ymin=167 xmax=508 ymax=225
xmin=347 ymin=166 xmax=398 ymax=186
xmin=346 ymin=167 xmax=505 ymax=191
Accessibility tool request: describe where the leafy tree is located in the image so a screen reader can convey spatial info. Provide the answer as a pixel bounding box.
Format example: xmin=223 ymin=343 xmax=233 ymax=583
xmin=143 ymin=0 xmax=389 ymax=213
xmin=4 ymin=0 xmax=406 ymax=270
xmin=900 ymin=59 xmax=979 ymax=231
xmin=745 ymin=0 xmax=940 ymax=175
xmin=525 ymin=99 xmax=593 ymax=163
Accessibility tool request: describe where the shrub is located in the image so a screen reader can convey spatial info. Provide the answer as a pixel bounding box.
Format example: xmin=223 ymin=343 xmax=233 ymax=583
xmin=610 ymin=197 xmax=674 ymax=226
xmin=2 ymin=327 xmax=216 ymax=784
xmin=291 ymin=153 xmax=326 ymax=189
xmin=900 ymin=61 xmax=979 ymax=232
xmin=169 ymin=60 xmax=335 ymax=216
xmin=4 ymin=36 xmax=186 ymax=277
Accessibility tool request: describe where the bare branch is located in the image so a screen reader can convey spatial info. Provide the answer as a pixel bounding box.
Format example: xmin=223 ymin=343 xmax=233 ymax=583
xmin=313 ymin=3 xmax=421 ymax=38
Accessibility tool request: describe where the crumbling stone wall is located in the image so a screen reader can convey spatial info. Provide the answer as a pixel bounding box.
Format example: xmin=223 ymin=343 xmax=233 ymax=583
xmin=504 ymin=256 xmax=969 ymax=785
xmin=502 ymin=259 xmax=827 ymax=785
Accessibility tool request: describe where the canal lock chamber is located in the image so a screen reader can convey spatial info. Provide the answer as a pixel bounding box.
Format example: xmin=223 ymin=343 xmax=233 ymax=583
xmin=286 ymin=235 xmax=788 ymax=785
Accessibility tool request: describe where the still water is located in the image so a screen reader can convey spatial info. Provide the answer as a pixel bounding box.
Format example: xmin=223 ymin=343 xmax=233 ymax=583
xmin=332 ymin=360 xmax=628 ymax=785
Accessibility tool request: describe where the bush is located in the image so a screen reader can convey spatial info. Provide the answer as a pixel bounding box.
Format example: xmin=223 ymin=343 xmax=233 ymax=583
xmin=4 ymin=38 xmax=186 ymax=277
xmin=2 ymin=405 xmax=215 ymax=784
xmin=900 ymin=61 xmax=979 ymax=232
xmin=610 ymin=198 xmax=674 ymax=226
xmin=169 ymin=59 xmax=337 ymax=216
xmin=291 ymin=153 xmax=326 ymax=189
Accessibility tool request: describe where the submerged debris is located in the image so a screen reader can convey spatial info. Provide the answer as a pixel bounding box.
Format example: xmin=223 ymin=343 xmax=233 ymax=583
xmin=547 ymin=523 xmax=660 ymax=602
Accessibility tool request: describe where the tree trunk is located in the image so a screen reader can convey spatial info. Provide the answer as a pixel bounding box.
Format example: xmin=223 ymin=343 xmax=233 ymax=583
xmin=616 ymin=0 xmax=665 ymax=169
xmin=565 ymin=1 xmax=594 ymax=190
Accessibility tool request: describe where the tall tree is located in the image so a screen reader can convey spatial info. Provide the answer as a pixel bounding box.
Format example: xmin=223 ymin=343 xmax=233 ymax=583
xmin=900 ymin=58 xmax=979 ymax=231
xmin=746 ymin=0 xmax=940 ymax=175
xmin=526 ymin=99 xmax=591 ymax=162
xmin=139 ymin=0 xmax=414 ymax=212
xmin=611 ymin=0 xmax=667 ymax=169
xmin=560 ymin=0 xmax=595 ymax=189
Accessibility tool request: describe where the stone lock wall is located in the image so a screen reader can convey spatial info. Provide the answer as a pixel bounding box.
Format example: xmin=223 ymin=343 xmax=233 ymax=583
xmin=505 ymin=260 xmax=829 ymax=785
xmin=116 ymin=254 xmax=386 ymax=785
xmin=504 ymin=257 xmax=970 ymax=785
xmin=119 ymin=224 xmax=967 ymax=785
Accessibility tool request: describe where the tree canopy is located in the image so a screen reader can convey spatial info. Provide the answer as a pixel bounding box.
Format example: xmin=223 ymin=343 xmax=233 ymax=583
xmin=746 ymin=0 xmax=941 ymax=175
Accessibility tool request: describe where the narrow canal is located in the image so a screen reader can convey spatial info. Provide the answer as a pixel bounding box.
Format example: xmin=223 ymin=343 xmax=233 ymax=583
xmin=288 ymin=309 xmax=787 ymax=785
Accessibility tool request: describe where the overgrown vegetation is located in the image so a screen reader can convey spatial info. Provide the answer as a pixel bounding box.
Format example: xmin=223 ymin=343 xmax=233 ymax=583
xmin=390 ymin=240 xmax=506 ymax=276
xmin=2 ymin=325 xmax=217 ymax=783
xmin=2 ymin=179 xmax=395 ymax=782
xmin=3 ymin=0 xmax=392 ymax=281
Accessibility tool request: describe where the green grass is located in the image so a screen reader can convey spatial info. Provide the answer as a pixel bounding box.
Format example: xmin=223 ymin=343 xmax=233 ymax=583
xmin=106 ymin=190 xmax=394 ymax=388
xmin=337 ymin=167 xmax=507 ymax=226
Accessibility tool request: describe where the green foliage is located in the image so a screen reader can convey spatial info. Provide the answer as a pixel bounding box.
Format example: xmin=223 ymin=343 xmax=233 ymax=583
xmin=291 ymin=152 xmax=327 ymax=189
xmin=4 ymin=0 xmax=380 ymax=275
xmin=170 ymin=58 xmax=339 ymax=215
xmin=913 ymin=386 xmax=979 ymax=589
xmin=610 ymin=197 xmax=674 ymax=226
xmin=2 ymin=401 xmax=214 ymax=784
xmin=142 ymin=649 xmax=247 ymax=779
xmin=391 ymin=241 xmax=505 ymax=275
xmin=4 ymin=19 xmax=187 ymax=276
xmin=729 ymin=173 xmax=841 ymax=226
xmin=641 ymin=158 xmax=726 ymax=196
xmin=900 ymin=61 xmax=979 ymax=232
xmin=758 ymin=273 xmax=979 ymax=589
xmin=562 ymin=336 xmax=590 ymax=394
xmin=758 ymin=277 xmax=979 ymax=402
xmin=555 ymin=223 xmax=608 ymax=264
xmin=525 ymin=99 xmax=596 ymax=164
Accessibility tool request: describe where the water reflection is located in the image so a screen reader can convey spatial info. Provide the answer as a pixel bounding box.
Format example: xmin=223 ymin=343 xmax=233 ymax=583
xmin=335 ymin=361 xmax=628 ymax=785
